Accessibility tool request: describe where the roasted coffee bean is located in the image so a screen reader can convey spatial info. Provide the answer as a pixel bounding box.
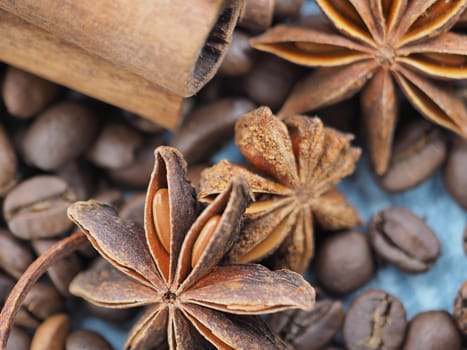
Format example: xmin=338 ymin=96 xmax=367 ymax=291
xmin=86 ymin=302 xmax=137 ymax=323
xmin=403 ymin=311 xmax=461 ymax=350
xmin=315 ymin=231 xmax=374 ymax=294
xmin=56 ymin=160 xmax=95 ymax=200
xmin=0 ymin=229 xmax=34 ymax=279
xmin=3 ymin=176 xmax=76 ymax=239
xmin=7 ymin=326 xmax=31 ymax=350
xmin=369 ymin=207 xmax=440 ymax=273
xmin=120 ymin=193 xmax=146 ymax=228
xmin=0 ymin=126 xmax=17 ymax=196
xmin=31 ymin=313 xmax=70 ymax=350
xmin=66 ymin=329 xmax=113 ymax=350
xmin=444 ymin=137 xmax=467 ymax=210
xmin=2 ymin=66 xmax=60 ymax=119
xmin=454 ymin=282 xmax=467 ymax=334
xmin=268 ymin=300 xmax=344 ymax=350
xmin=219 ymin=31 xmax=255 ymax=76
xmin=380 ymin=120 xmax=446 ymax=192
xmin=107 ymin=135 xmax=164 ymax=188
xmin=244 ymin=55 xmax=298 ymax=110
xmin=464 ymin=226 xmax=467 ymax=255
xmin=0 ymin=272 xmax=15 ymax=304
xmin=16 ymin=282 xmax=64 ymax=329
xmin=169 ymin=98 xmax=255 ymax=164
xmin=122 ymin=110 xmax=164 ymax=133
xmin=22 ymin=101 xmax=99 ymax=170
xmin=274 ymin=0 xmax=304 ymax=18
xmin=33 ymin=239 xmax=82 ymax=297
xmin=87 ymin=122 xmax=142 ymax=169
xmin=93 ymin=189 xmax=124 ymax=209
xmin=344 ymin=289 xmax=407 ymax=350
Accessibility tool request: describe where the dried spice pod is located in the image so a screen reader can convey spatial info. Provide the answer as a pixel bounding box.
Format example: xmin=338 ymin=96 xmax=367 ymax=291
xmin=2 ymin=66 xmax=60 ymax=119
xmin=251 ymin=0 xmax=467 ymax=174
xmin=66 ymin=146 xmax=314 ymax=349
xmin=199 ymin=107 xmax=361 ymax=272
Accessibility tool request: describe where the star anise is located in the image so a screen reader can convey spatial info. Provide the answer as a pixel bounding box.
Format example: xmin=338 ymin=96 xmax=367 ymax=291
xmin=199 ymin=107 xmax=361 ymax=273
xmin=67 ymin=146 xmax=315 ymax=350
xmin=250 ymin=0 xmax=467 ymax=174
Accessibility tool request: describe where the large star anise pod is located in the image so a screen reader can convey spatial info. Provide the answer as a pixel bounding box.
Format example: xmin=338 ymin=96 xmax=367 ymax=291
xmin=67 ymin=146 xmax=315 ymax=349
xmin=251 ymin=0 xmax=467 ymax=174
xmin=199 ymin=107 xmax=361 ymax=273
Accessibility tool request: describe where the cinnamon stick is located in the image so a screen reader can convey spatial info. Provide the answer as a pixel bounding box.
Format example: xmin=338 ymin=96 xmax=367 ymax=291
xmin=0 ymin=10 xmax=183 ymax=130
xmin=0 ymin=0 xmax=243 ymax=97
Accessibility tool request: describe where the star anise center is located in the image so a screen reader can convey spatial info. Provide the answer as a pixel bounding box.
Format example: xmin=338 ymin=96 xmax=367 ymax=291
xmin=375 ymin=43 xmax=397 ymax=68
xmin=293 ymin=187 xmax=316 ymax=209
xmin=162 ymin=290 xmax=177 ymax=304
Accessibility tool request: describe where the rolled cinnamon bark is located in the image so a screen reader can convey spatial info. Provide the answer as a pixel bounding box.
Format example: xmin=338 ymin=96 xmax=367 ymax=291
xmin=0 ymin=0 xmax=243 ymax=97
xmin=0 ymin=10 xmax=182 ymax=129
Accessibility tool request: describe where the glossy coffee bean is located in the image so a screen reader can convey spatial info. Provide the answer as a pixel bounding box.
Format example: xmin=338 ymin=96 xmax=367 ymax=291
xmin=30 ymin=313 xmax=70 ymax=350
xmin=66 ymin=329 xmax=113 ymax=350
xmin=169 ymin=98 xmax=255 ymax=164
xmin=380 ymin=121 xmax=446 ymax=192
xmin=2 ymin=66 xmax=60 ymax=119
xmin=0 ymin=126 xmax=17 ymax=195
xmin=268 ymin=300 xmax=344 ymax=350
xmin=33 ymin=239 xmax=82 ymax=296
xmin=444 ymin=137 xmax=467 ymax=210
xmin=22 ymin=101 xmax=99 ymax=170
xmin=403 ymin=311 xmax=461 ymax=350
xmin=274 ymin=0 xmax=304 ymax=18
xmin=0 ymin=272 xmax=15 ymax=304
xmin=6 ymin=326 xmax=31 ymax=350
xmin=369 ymin=207 xmax=440 ymax=273
xmin=3 ymin=176 xmax=76 ymax=239
xmin=56 ymin=159 xmax=95 ymax=200
xmin=454 ymin=282 xmax=467 ymax=334
xmin=0 ymin=229 xmax=34 ymax=279
xmin=315 ymin=231 xmax=374 ymax=294
xmin=344 ymin=289 xmax=407 ymax=350
xmin=219 ymin=31 xmax=255 ymax=76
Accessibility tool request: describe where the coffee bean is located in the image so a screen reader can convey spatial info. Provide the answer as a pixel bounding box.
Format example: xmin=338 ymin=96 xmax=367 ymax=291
xmin=268 ymin=300 xmax=344 ymax=350
xmin=66 ymin=329 xmax=113 ymax=350
xmin=369 ymin=207 xmax=440 ymax=273
xmin=444 ymin=137 xmax=467 ymax=210
xmin=344 ymin=289 xmax=407 ymax=350
xmin=7 ymin=326 xmax=31 ymax=350
xmin=122 ymin=110 xmax=164 ymax=133
xmin=56 ymin=159 xmax=95 ymax=200
xmin=274 ymin=0 xmax=304 ymax=18
xmin=380 ymin=120 xmax=446 ymax=192
xmin=16 ymin=282 xmax=64 ymax=329
xmin=32 ymin=239 xmax=82 ymax=297
xmin=31 ymin=313 xmax=70 ymax=350
xmin=93 ymin=189 xmax=124 ymax=209
xmin=87 ymin=122 xmax=142 ymax=169
xmin=169 ymin=98 xmax=255 ymax=164
xmin=315 ymin=231 xmax=374 ymax=294
xmin=0 ymin=272 xmax=15 ymax=304
xmin=0 ymin=126 xmax=17 ymax=196
xmin=454 ymin=282 xmax=467 ymax=334
xmin=464 ymin=226 xmax=467 ymax=255
xmin=403 ymin=311 xmax=461 ymax=350
xmin=244 ymin=55 xmax=298 ymax=110
xmin=2 ymin=66 xmax=60 ymax=119
xmin=120 ymin=193 xmax=146 ymax=228
xmin=86 ymin=301 xmax=137 ymax=322
xmin=0 ymin=229 xmax=34 ymax=279
xmin=219 ymin=31 xmax=255 ymax=76
xmin=107 ymin=135 xmax=163 ymax=188
xmin=3 ymin=175 xmax=76 ymax=239
xmin=22 ymin=101 xmax=99 ymax=170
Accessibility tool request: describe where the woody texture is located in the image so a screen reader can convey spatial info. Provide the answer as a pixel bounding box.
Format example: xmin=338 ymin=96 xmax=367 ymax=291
xmin=251 ymin=0 xmax=467 ymax=174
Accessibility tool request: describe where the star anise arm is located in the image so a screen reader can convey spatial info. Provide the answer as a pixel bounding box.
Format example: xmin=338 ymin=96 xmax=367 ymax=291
xmin=183 ymin=305 xmax=287 ymax=349
xmin=67 ymin=201 xmax=165 ymax=290
xmin=361 ymin=68 xmax=398 ymax=174
xmin=235 ymin=107 xmax=299 ymax=188
xmin=313 ymin=188 xmax=362 ymax=230
xmin=394 ymin=66 xmax=467 ymax=137
xmin=315 ymin=0 xmax=376 ymax=46
xmin=172 ymin=309 xmax=214 ymax=350
xmin=182 ymin=264 xmax=314 ymax=314
xmin=373 ymin=0 xmax=407 ymax=39
xmin=250 ymin=22 xmax=373 ymax=67
xmin=394 ymin=0 xmax=466 ymax=47
xmin=69 ymin=259 xmax=159 ymax=308
xmin=144 ymin=146 xmax=198 ymax=285
xmin=397 ymin=32 xmax=467 ymax=80
xmin=279 ymin=61 xmax=378 ymax=117
xmin=125 ymin=305 xmax=168 ymax=350
xmin=176 ymin=177 xmax=253 ymax=291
